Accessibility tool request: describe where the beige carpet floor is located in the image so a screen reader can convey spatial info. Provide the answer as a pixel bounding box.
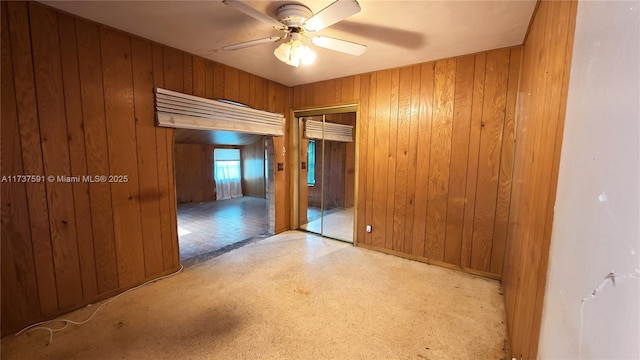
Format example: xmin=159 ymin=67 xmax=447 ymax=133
xmin=1 ymin=231 xmax=508 ymax=360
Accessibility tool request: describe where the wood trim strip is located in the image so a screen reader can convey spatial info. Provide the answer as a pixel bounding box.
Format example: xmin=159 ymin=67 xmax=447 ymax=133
xmin=357 ymin=243 xmax=502 ymax=281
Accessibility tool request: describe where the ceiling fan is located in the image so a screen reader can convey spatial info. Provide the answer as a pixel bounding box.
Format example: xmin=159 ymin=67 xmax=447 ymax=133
xmin=222 ymin=0 xmax=367 ymax=67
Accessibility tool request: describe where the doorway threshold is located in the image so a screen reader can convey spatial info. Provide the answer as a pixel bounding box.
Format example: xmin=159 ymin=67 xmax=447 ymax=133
xmin=181 ymin=231 xmax=272 ymax=267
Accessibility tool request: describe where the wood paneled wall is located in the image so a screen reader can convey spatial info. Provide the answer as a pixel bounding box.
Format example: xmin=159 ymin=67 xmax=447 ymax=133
xmin=0 ymin=1 xmax=291 ymax=335
xmin=241 ymin=138 xmax=267 ymax=198
xmin=174 ymin=144 xmax=217 ymax=203
xmin=502 ymin=1 xmax=578 ymax=359
xmin=294 ymin=48 xmax=521 ymax=278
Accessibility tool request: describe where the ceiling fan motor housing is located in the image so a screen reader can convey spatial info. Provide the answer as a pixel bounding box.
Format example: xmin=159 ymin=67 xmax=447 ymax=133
xmin=277 ymin=4 xmax=313 ymax=28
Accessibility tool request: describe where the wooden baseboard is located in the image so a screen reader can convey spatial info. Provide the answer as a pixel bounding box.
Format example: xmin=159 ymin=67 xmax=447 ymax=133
xmin=356 ymin=243 xmax=502 ymax=281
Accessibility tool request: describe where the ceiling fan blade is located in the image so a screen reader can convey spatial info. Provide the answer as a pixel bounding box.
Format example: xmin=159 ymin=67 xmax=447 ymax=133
xmin=222 ymin=37 xmax=282 ymax=51
xmin=303 ymin=0 xmax=361 ymax=32
xmin=311 ymin=36 xmax=366 ymax=56
xmin=222 ymin=0 xmax=286 ymax=30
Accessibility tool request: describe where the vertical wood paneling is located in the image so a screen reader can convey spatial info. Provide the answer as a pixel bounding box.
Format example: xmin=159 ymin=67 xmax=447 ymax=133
xmin=340 ymin=76 xmax=354 ymax=103
xmin=356 ymin=74 xmax=370 ymax=243
xmin=100 ymin=27 xmax=145 ymax=287
xmin=312 ymin=81 xmax=325 ymax=105
xmin=162 ymin=46 xmax=182 ymax=268
xmin=273 ymin=134 xmax=287 ymax=232
xmin=502 ymin=1 xmax=577 ymax=359
xmin=402 ymin=65 xmax=422 ymax=254
xmin=131 ymin=38 xmax=164 ymax=278
xmin=364 ymin=73 xmax=377 ymax=245
xmin=204 ymin=61 xmax=214 ymax=99
xmin=174 ymin=144 xmax=216 ymax=203
xmin=267 ymin=82 xmax=277 ymax=112
xmin=425 ymin=59 xmax=456 ymax=261
xmin=1 ymin=1 xmax=294 ymax=335
xmin=293 ymin=49 xmax=520 ymax=279
xmin=183 ymin=53 xmax=192 ymax=95
xmin=241 ymin=138 xmax=266 ymax=198
xmin=460 ymin=53 xmax=487 ymax=267
xmin=151 ymin=43 xmax=175 ymax=271
xmin=293 ymin=85 xmax=302 ymax=107
xmin=57 ymin=12 xmax=98 ymax=299
xmin=392 ymin=67 xmax=412 ymax=251
xmin=238 ymin=71 xmax=251 ymax=105
xmin=213 ymin=63 xmax=224 ymax=99
xmin=248 ymin=74 xmax=257 ymax=107
xmin=1 ymin=1 xmax=41 ymax=328
xmin=224 ymin=66 xmax=239 ymax=101
xmin=443 ymin=55 xmax=475 ymax=265
xmin=490 ymin=48 xmax=521 ymax=275
xmin=7 ymin=1 xmax=60 ymax=315
xmin=470 ymin=49 xmax=511 ymax=272
xmin=167 ymin=133 xmax=179 ymax=268
xmin=529 ymin=1 xmax=574 ymax=357
xmin=30 ymin=2 xmax=84 ymax=308
xmin=529 ymin=4 xmax=576 ymax=354
xmin=410 ymin=62 xmax=435 ymax=258
xmin=192 ymin=56 xmax=205 ymax=98
xmin=384 ymin=69 xmax=400 ymax=249
xmin=254 ymin=76 xmax=266 ymax=110
xmin=76 ymin=19 xmax=119 ymax=294
xmin=353 ymin=76 xmax=361 ymax=103
xmin=282 ymin=85 xmax=293 ymax=233
xmin=299 ymin=84 xmax=309 ymax=107
xmin=325 ymin=79 xmax=337 ymax=103
xmin=163 ymin=47 xmax=183 ymax=92
xmin=371 ymin=70 xmax=391 ymax=248
xmin=342 ymin=114 xmax=356 ymax=209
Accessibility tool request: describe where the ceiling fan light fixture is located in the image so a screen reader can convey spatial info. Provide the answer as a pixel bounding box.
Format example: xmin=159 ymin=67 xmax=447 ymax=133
xmin=274 ymin=38 xmax=315 ymax=67
xmin=274 ymin=42 xmax=292 ymax=62
xmin=224 ymin=0 xmax=364 ymax=66
xmin=291 ymin=39 xmax=316 ymax=65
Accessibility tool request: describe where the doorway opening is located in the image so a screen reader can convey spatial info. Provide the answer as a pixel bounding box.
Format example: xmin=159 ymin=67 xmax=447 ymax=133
xmin=174 ymin=129 xmax=275 ymax=265
xmin=295 ymin=108 xmax=357 ymax=243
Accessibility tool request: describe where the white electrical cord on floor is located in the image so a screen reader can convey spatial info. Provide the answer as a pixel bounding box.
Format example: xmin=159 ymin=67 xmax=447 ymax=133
xmin=15 ymin=265 xmax=184 ymax=345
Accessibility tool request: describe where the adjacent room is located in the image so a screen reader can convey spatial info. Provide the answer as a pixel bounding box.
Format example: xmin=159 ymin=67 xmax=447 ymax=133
xmin=173 ymin=129 xmax=272 ymax=264
xmin=1 ymin=1 xmax=637 ymax=359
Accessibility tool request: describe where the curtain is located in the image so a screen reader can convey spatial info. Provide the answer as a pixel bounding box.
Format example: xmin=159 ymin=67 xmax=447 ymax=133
xmin=214 ymin=149 xmax=243 ymax=200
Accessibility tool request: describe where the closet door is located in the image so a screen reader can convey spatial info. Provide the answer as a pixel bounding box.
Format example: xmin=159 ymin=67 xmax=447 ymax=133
xmin=298 ymin=114 xmax=355 ymax=243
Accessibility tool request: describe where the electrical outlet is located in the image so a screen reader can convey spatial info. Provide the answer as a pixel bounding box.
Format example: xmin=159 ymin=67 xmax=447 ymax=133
xmin=366 ymin=225 xmax=372 ymax=233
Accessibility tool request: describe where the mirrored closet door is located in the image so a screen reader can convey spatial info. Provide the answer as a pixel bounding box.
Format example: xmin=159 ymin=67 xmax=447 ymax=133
xmin=298 ymin=113 xmax=356 ymax=243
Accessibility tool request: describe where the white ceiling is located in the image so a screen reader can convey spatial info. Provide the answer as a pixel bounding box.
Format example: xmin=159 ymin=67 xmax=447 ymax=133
xmin=43 ymin=0 xmax=536 ymax=87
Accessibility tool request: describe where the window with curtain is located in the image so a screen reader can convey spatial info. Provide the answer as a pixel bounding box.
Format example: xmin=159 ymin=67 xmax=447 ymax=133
xmin=307 ymin=140 xmax=315 ymax=186
xmin=214 ymin=148 xmax=243 ymax=200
